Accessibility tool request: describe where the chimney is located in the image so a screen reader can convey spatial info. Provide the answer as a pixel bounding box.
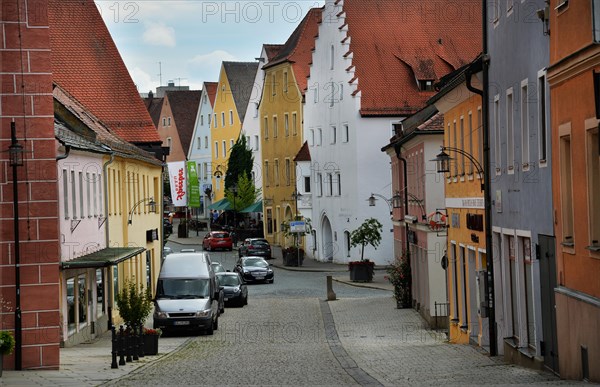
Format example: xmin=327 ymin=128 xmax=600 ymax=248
xmin=168 ymin=80 xmax=175 ymax=87
xmin=148 ymin=90 xmax=154 ymax=99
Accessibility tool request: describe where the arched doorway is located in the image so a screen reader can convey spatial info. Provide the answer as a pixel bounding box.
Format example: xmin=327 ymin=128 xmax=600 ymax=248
xmin=321 ymin=215 xmax=334 ymax=262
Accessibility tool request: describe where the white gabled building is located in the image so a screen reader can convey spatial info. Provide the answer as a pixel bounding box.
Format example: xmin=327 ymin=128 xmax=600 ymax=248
xmin=189 ymin=82 xmax=218 ymax=216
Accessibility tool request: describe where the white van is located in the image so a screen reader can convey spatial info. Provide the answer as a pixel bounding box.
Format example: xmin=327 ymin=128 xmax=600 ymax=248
xmin=153 ymin=252 xmax=219 ymax=334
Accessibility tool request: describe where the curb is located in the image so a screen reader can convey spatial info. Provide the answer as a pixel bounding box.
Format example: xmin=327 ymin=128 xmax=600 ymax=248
xmin=331 ymin=277 xmax=393 ymax=292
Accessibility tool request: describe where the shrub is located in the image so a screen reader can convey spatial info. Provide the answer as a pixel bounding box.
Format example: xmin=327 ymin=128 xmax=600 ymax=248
xmin=0 ymin=331 xmax=16 ymax=355
xmin=387 ymin=253 xmax=411 ymax=307
xmin=115 ymin=279 xmax=153 ymax=330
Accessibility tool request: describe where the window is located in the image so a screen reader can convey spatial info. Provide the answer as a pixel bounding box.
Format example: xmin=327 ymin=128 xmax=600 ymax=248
xmin=86 ymin=172 xmax=91 ymax=217
xmin=460 ymin=246 xmax=467 ymax=327
xmin=231 ymin=139 xmax=234 ymax=149
xmin=468 ymin=112 xmax=474 ymax=175
xmin=494 ymin=95 xmax=501 ymax=172
xmin=283 ymin=71 xmax=288 ymax=93
xmin=314 ymin=87 xmax=318 ymax=104
xmin=208 ymin=113 xmax=212 ymax=126
xmin=587 ymin=126 xmax=600 ymax=248
xmin=167 ymin=117 xmax=171 ymax=126
xmin=331 ymin=126 xmax=337 ymax=144
xmin=274 ymin=159 xmax=279 ymax=186
xmin=450 ymin=243 xmax=459 ymax=320
xmin=71 ymin=170 xmax=77 ymax=219
xmin=221 ymin=112 xmax=225 ymax=127
xmin=291 ymin=113 xmax=297 ymax=136
xmin=335 ymin=172 xmax=341 ymax=196
xmin=560 ymin=133 xmax=574 ymax=244
xmin=273 ymin=116 xmax=278 ymax=138
xmin=418 ymin=80 xmax=434 ymax=91
xmin=309 ymin=129 xmax=314 ymax=146
xmin=67 ymin=277 xmax=75 ymax=331
xmin=200 ymin=115 xmax=204 ymax=126
xmin=272 ymin=73 xmax=276 ymax=96
xmin=538 ymin=73 xmax=548 ymax=163
xmin=254 ymin=135 xmax=259 ymax=151
xmin=304 ymin=176 xmax=311 ymax=193
xmin=264 ymin=161 xmax=270 ymax=187
xmin=326 ymin=173 xmax=333 ymax=196
xmin=344 ymin=231 xmax=351 ymax=257
xmin=507 ymin=0 xmax=514 ymax=14
xmin=229 ymin=110 xmax=233 ymax=125
xmin=317 ymin=128 xmax=322 ymax=146
xmin=508 ymin=235 xmax=519 ymax=339
xmin=96 ymin=269 xmax=104 ymax=316
xmin=521 ymin=81 xmax=530 ymax=168
xmin=317 ymin=173 xmax=323 ymax=196
xmin=162 ymin=117 xmax=166 ymax=127
xmin=330 ymin=45 xmax=334 ymax=70
xmin=343 ymin=124 xmax=349 ymax=142
xmin=78 ymin=274 xmax=87 ymax=324
xmin=339 ymin=83 xmax=343 ymax=101
xmin=453 ymin=121 xmax=458 ymax=176
xmin=492 ymin=0 xmax=500 ymax=22
xmin=253 ymin=102 xmax=259 ymax=118
xmin=285 ymin=159 xmax=291 ymax=186
xmin=264 ymin=117 xmax=269 ymax=139
xmin=204 ymin=136 xmax=208 ymax=149
xmin=284 ymin=114 xmax=289 ymax=137
xmin=215 ymin=142 xmax=219 ymax=158
xmin=197 ymin=137 xmax=202 ymax=149
xmin=93 ymin=173 xmax=98 ymax=217
xmin=203 ymin=163 xmax=208 ymax=181
xmin=329 ymin=81 xmax=335 ymax=108
xmin=213 ymin=113 xmax=217 ymax=128
xmin=63 ymin=169 xmax=69 ymax=218
xmin=507 ymin=89 xmax=514 ymax=172
xmin=222 ymin=141 xmax=227 ymax=158
xmin=460 ymin=117 xmax=465 ymax=175
xmin=267 ymin=209 xmax=273 ymax=234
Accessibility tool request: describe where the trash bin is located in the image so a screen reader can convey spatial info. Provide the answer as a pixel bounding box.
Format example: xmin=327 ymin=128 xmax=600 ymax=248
xmin=177 ymin=223 xmax=188 ymax=238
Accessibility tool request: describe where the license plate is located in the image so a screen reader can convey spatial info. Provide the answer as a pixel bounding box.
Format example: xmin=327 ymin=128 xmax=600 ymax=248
xmin=255 ymin=276 xmax=264 ymax=280
xmin=174 ymin=321 xmax=190 ymax=326
xmin=224 ymin=298 xmax=229 ymax=301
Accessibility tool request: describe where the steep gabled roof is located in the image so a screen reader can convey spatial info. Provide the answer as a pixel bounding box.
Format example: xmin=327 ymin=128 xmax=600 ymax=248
xmin=54 ymin=84 xmax=162 ymax=166
xmin=342 ymin=0 xmax=482 ymax=117
xmin=294 ymin=141 xmax=311 ymax=162
xmin=203 ymin=82 xmax=218 ymax=107
xmin=264 ymin=44 xmax=284 ymax=61
xmin=48 ymin=0 xmax=161 ymax=145
xmin=264 ymin=8 xmax=322 ymax=95
xmin=222 ymin=62 xmax=259 ymax=122
xmin=144 ymin=95 xmax=165 ymax=128
xmin=165 ymin=90 xmax=202 ymax=156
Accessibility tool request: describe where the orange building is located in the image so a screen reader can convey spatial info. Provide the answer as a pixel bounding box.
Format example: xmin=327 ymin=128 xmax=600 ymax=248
xmin=547 ymin=0 xmax=600 ymax=381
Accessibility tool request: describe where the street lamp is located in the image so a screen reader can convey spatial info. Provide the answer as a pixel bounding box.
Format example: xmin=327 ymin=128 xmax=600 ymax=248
xmin=291 ymin=189 xmax=302 ymax=219
xmin=8 ymin=121 xmax=23 ymax=370
xmin=432 ymin=146 xmax=485 ymax=191
xmin=128 ymin=197 xmax=157 ymax=224
xmin=368 ymin=192 xmax=402 ymax=214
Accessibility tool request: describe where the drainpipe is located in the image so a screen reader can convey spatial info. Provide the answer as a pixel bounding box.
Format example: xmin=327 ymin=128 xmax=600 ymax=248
xmin=103 ymin=152 xmax=115 ymax=329
xmin=465 ymin=46 xmax=497 ymax=355
xmin=394 ymin=144 xmax=411 ymax=302
xmin=56 ymin=144 xmax=71 ymax=161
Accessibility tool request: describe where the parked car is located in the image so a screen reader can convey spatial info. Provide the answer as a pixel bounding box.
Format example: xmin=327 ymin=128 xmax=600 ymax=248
xmin=211 ymin=262 xmax=226 ymax=273
xmin=238 ymin=238 xmax=272 ymax=259
xmin=234 ymin=256 xmax=274 ymax=284
xmin=216 ymin=272 xmax=247 ymax=306
xmin=202 ymin=231 xmax=233 ymax=251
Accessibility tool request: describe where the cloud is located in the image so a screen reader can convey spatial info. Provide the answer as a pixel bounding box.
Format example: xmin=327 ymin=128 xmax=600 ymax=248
xmin=142 ymin=23 xmax=176 ymax=47
xmin=188 ymin=50 xmax=237 ymax=67
xmin=129 ymin=67 xmax=156 ymax=94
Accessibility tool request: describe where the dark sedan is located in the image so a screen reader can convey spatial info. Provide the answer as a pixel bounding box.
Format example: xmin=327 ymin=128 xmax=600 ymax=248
xmin=234 ymin=256 xmax=274 ymax=284
xmin=238 ymin=238 xmax=272 ymax=259
xmin=216 ymin=272 xmax=247 ymax=307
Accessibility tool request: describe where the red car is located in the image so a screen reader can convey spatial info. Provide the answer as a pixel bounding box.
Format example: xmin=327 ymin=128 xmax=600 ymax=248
xmin=202 ymin=231 xmax=233 ymax=251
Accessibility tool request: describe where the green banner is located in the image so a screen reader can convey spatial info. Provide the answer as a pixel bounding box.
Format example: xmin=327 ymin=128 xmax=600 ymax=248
xmin=186 ymin=161 xmax=200 ymax=208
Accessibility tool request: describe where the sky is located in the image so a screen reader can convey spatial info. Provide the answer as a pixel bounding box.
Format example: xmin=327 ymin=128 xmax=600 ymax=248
xmin=95 ymin=1 xmax=325 ymax=94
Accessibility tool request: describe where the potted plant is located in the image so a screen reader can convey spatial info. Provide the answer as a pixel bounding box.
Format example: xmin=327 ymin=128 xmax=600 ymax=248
xmin=115 ymin=279 xmax=153 ymax=331
xmin=0 ymin=330 xmax=15 ymax=376
xmin=142 ymin=327 xmax=161 ymax=355
xmin=348 ymin=218 xmax=382 ymax=282
xmin=386 ymin=253 xmax=412 ymax=308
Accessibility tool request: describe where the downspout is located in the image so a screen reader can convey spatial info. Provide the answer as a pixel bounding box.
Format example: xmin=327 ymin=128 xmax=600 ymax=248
xmin=56 ymin=144 xmax=71 ymax=161
xmin=394 ymin=144 xmax=411 ymax=303
xmin=103 ymin=152 xmax=115 ymax=329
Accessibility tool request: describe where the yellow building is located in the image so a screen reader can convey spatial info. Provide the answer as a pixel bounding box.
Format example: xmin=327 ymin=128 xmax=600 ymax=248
xmin=431 ymin=61 xmax=488 ymax=347
xmin=211 ymin=61 xmax=259 ymax=201
xmin=260 ymin=8 xmax=321 ymax=246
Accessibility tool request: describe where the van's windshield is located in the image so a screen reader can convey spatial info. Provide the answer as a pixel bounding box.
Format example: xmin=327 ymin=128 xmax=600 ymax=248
xmin=156 ymin=278 xmax=210 ymax=299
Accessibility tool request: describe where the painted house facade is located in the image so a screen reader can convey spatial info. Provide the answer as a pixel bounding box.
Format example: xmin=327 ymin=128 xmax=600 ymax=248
xmin=189 ymin=82 xmax=218 ymax=217
xmin=547 ymin=0 xmax=600 ymax=381
xmin=487 ymin=0 xmax=555 ymax=370
xmin=211 ymin=62 xmax=259 ymax=201
xmin=260 ymin=9 xmax=321 ymax=247
xmin=305 ymin=0 xmax=481 ymax=264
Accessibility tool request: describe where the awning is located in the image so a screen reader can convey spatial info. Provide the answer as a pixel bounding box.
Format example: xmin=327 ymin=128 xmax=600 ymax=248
xmin=60 ymin=247 xmax=146 ymax=269
xmin=239 ymin=200 xmax=263 ymax=213
xmin=208 ymin=198 xmax=232 ymax=211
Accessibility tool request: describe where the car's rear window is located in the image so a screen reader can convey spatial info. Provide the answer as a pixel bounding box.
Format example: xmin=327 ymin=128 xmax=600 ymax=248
xmin=213 ymin=232 xmax=229 ymax=238
xmin=251 ymin=239 xmax=269 ymax=246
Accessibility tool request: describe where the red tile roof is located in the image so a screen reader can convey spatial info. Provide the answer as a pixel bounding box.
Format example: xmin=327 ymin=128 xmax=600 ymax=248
xmin=165 ymin=90 xmax=202 ymax=156
xmin=143 ymin=95 xmax=165 ymax=128
xmin=264 ymin=44 xmax=284 ymax=61
xmin=294 ymin=141 xmax=311 ymax=162
xmin=48 ymin=0 xmax=161 ymax=144
xmin=203 ymin=82 xmax=218 ymax=107
xmin=342 ymin=0 xmax=482 ymax=117
xmin=263 ymin=8 xmax=322 ymax=95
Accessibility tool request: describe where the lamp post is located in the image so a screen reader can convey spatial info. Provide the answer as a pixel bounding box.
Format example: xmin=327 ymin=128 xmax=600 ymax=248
xmin=431 ymin=144 xmax=497 ymax=356
xmin=127 ymin=197 xmax=157 ymax=225
xmin=9 ymin=121 xmax=24 ymax=370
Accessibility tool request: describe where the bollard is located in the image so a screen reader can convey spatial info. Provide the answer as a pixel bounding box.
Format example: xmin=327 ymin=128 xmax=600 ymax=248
xmin=132 ymin=326 xmax=139 ymax=361
xmin=126 ymin=327 xmax=133 ymax=362
xmin=110 ymin=326 xmax=118 ymax=369
xmin=118 ymin=325 xmax=126 ymax=366
xmin=326 ymin=275 xmax=337 ymax=301
xmin=138 ymin=324 xmax=145 ymax=358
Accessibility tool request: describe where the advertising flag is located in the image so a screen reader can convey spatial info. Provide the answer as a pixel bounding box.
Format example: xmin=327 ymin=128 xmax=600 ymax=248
xmin=168 ymin=161 xmax=187 ymax=206
xmin=187 ymin=161 xmax=200 ymax=208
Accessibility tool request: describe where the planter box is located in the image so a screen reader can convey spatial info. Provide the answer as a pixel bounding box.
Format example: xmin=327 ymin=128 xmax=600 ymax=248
xmin=349 ymin=263 xmax=374 ymax=282
xmin=283 ymin=251 xmax=304 ymax=267
xmin=143 ymin=335 xmax=159 ymax=355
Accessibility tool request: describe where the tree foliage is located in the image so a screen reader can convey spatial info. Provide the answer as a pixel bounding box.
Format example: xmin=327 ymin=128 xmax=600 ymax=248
xmin=225 ymin=135 xmax=253 ymax=191
xmin=225 ymin=173 xmax=260 ymax=211
xmin=115 ymin=279 xmax=153 ymax=329
xmin=350 ymin=218 xmax=383 ymax=260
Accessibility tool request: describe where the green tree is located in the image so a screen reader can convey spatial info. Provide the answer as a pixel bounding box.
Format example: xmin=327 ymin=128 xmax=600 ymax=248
xmin=225 ymin=135 xmax=253 ymax=191
xmin=225 ymin=173 xmax=260 ymax=211
xmin=350 ymin=218 xmax=383 ymax=260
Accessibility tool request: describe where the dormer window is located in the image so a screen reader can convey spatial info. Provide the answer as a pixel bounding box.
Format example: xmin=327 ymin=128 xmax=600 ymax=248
xmin=418 ymin=80 xmax=434 ymax=91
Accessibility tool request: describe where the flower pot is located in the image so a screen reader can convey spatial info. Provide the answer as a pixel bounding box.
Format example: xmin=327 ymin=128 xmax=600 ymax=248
xmin=143 ymin=335 xmax=159 ymax=355
xmin=396 ymin=299 xmax=411 ymax=309
xmin=349 ymin=263 xmax=373 ymax=282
